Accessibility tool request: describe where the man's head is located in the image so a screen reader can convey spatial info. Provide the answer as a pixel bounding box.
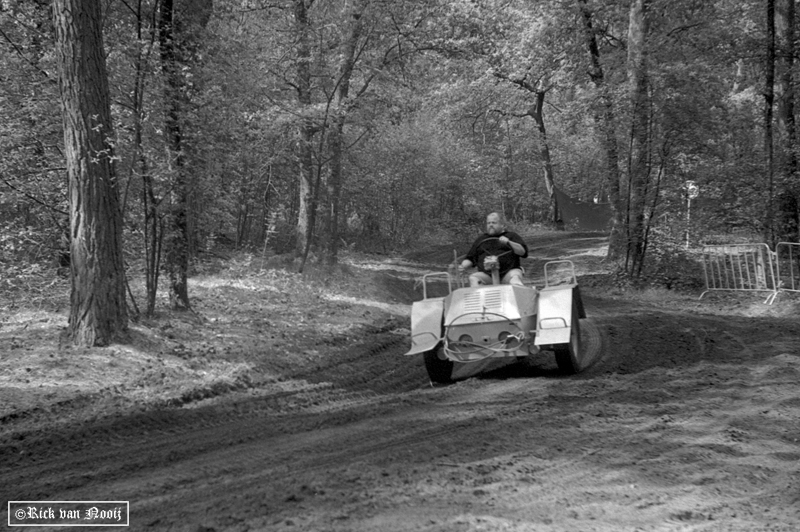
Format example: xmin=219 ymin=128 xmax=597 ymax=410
xmin=485 ymin=212 xmax=506 ymax=235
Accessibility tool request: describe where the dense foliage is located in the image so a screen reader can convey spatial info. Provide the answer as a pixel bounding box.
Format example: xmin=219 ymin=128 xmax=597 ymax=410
xmin=2 ymin=0 xmax=798 ymax=309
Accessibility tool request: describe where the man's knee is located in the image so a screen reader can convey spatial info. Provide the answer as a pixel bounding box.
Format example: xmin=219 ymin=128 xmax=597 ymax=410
xmin=469 ymin=272 xmax=490 ymax=287
xmin=504 ymin=269 xmax=524 ymax=286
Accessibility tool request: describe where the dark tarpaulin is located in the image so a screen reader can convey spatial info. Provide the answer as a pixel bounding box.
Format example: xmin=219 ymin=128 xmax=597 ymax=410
xmin=553 ymin=186 xmax=613 ymax=231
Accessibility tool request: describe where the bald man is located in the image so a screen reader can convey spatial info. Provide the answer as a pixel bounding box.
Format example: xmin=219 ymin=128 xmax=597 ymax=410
xmin=459 ymin=212 xmax=528 ymax=287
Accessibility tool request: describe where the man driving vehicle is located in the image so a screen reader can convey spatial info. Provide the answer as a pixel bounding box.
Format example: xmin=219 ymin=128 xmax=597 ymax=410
xmin=458 ymin=212 xmax=528 ymax=287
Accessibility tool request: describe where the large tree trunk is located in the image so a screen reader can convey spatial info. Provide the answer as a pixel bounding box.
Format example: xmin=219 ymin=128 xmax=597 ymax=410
xmin=159 ymin=0 xmax=191 ymax=310
xmin=626 ymin=0 xmax=650 ymax=275
xmin=577 ymin=0 xmax=625 ymax=259
xmin=53 ymin=0 xmax=128 ymax=346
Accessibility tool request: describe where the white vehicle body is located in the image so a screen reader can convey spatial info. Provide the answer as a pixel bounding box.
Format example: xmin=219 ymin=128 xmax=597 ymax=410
xmin=405 ymin=260 xmax=586 ymax=383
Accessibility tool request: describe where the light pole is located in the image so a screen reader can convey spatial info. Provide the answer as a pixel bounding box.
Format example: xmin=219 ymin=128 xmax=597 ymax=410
xmin=685 ymin=180 xmax=699 ymax=249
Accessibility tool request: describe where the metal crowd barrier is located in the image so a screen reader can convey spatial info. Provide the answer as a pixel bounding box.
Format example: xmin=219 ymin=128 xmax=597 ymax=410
xmin=773 ymin=242 xmax=800 ymax=303
xmin=700 ymin=243 xmax=779 ymax=303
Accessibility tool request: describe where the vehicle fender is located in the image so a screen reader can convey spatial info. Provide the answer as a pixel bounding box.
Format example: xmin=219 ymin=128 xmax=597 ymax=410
xmin=535 ymin=285 xmax=582 ymax=346
xmin=404 ymin=297 xmax=444 ymax=356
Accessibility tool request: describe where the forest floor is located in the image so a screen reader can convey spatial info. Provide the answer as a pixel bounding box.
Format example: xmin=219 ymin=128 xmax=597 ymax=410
xmin=1 ymin=230 xmax=800 ymax=531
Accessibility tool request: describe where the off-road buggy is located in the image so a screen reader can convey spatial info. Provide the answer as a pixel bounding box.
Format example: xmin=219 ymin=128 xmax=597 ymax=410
xmin=405 ymin=240 xmax=587 ymax=383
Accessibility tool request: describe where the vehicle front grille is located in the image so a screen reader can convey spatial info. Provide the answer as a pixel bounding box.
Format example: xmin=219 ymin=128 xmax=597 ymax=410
xmin=463 ymin=288 xmax=503 ymax=313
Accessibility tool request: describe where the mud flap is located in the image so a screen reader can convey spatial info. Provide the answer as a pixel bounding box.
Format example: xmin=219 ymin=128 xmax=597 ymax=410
xmin=404 ymin=297 xmax=444 ymax=356
xmin=535 ymin=285 xmax=582 ymax=346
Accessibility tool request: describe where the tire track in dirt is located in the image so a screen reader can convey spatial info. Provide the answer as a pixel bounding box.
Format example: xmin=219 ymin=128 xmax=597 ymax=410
xmin=118 ymin=371 xmax=627 ymax=530
xmin=67 ymin=388 xmax=576 ymax=529
xmin=2 ymin=387 xmax=507 ymax=528
xmin=0 ymin=328 xmax=424 ymax=443
xmin=4 ymin=304 xmax=800 ymax=532
xmin=2 ymin=321 xmax=609 ymax=527
xmin=287 ymin=332 xmax=427 ymax=394
xmin=0 ymin=330 xmax=431 ymax=500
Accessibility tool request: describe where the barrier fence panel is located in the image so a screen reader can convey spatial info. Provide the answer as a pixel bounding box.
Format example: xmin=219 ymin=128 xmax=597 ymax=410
xmin=775 ymin=242 xmax=800 ymax=299
xmin=700 ymin=244 xmax=779 ymax=302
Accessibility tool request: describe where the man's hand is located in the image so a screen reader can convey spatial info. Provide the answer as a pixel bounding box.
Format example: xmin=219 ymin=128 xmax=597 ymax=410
xmin=500 ymin=236 xmax=525 ymax=256
xmin=458 ymin=260 xmax=472 ymax=273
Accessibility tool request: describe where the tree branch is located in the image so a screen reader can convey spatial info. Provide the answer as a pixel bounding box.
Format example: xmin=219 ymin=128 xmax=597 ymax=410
xmin=0 ymin=26 xmax=54 ymax=81
xmin=1 ymin=173 xmax=68 ymax=216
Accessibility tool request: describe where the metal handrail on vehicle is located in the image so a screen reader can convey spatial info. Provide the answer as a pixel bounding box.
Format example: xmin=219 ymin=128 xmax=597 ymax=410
xmin=421 ymin=272 xmax=453 ymax=300
xmin=543 ymin=260 xmax=578 ymax=287
xmin=422 ymin=243 xmax=530 ymax=299
xmin=453 ymin=250 xmax=467 ymax=289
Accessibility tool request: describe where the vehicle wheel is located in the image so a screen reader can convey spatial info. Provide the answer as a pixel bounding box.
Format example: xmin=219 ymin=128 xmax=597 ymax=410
xmin=554 ymin=305 xmax=582 ymax=375
xmin=424 ymin=344 xmax=454 ymax=384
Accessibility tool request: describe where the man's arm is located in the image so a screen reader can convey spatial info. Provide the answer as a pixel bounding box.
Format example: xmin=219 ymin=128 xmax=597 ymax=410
xmin=499 ymin=235 xmax=526 ymax=256
xmin=461 ymin=236 xmax=484 ymax=270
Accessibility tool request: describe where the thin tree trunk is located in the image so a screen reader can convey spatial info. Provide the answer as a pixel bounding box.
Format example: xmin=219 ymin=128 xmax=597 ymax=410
xmin=626 ymin=0 xmax=650 ymax=275
xmin=143 ymin=170 xmax=161 ymax=316
xmin=129 ymin=0 xmax=161 ymax=317
xmin=765 ymin=0 xmax=776 ymax=245
xmin=529 ymin=89 xmax=559 ymax=226
xmin=325 ymin=2 xmax=365 ymax=265
xmin=326 ymin=121 xmax=345 ymax=263
xmin=53 ymin=0 xmax=127 ymax=345
xmin=491 ymin=72 xmax=559 ymax=226
xmin=641 ymin=141 xmax=669 ymax=270
xmin=577 ymin=0 xmax=625 ymax=259
xmin=294 ymin=0 xmax=315 ymax=257
xmin=777 ymin=0 xmax=799 ymax=242
xmin=298 ymin=151 xmax=325 ymax=272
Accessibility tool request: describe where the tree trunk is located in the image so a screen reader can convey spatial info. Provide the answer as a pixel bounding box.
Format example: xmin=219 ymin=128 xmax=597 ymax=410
xmin=765 ymin=0 xmax=777 ymax=245
xmin=777 ymin=0 xmax=799 ymax=242
xmin=578 ymin=0 xmax=625 ymax=259
xmin=626 ymin=0 xmax=650 ymax=275
xmin=143 ymin=169 xmax=162 ymax=316
xmin=325 ymin=120 xmax=345 ymax=264
xmin=53 ymin=0 xmax=128 ymax=346
xmin=325 ymin=2 xmax=365 ymax=265
xmin=129 ymin=0 xmax=161 ymax=317
xmin=529 ymin=89 xmax=559 ymax=226
xmin=294 ymin=0 xmax=315 ymax=257
xmin=158 ymin=0 xmax=192 ymax=310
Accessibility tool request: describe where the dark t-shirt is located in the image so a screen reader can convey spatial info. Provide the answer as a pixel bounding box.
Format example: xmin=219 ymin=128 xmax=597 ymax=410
xmin=465 ymin=231 xmax=529 ymax=276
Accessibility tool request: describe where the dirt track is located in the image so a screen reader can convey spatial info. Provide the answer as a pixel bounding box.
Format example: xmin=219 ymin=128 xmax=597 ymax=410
xmin=2 ymin=234 xmax=800 ymax=531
